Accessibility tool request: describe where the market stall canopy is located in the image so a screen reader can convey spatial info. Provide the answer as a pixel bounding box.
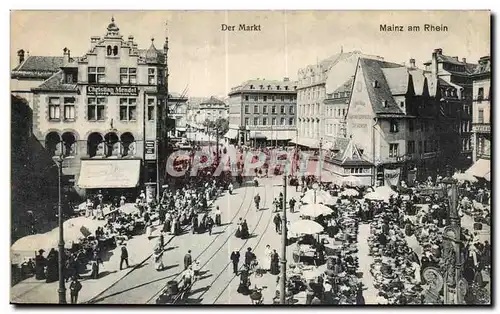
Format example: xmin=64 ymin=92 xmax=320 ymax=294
xmin=341 ymin=189 xmax=359 ymax=197
xmin=223 ymin=129 xmax=238 ymax=139
xmin=364 ymin=185 xmax=398 ymax=202
xmin=465 ymin=159 xmax=490 ymax=181
xmin=77 ymin=159 xmax=141 ymax=189
xmin=289 ymin=219 xmax=324 ymax=235
xmin=300 ymin=203 xmax=333 ymax=218
xmin=452 ymin=172 xmax=478 ymax=183
xmin=301 ymin=190 xmax=337 ymax=205
xmin=11 ymin=233 xmax=58 ymax=253
xmin=63 ymin=216 xmax=105 ymax=234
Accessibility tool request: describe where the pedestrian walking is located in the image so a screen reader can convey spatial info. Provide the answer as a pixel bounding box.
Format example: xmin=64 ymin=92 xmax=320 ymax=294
xmin=230 ymin=250 xmax=240 ymax=274
xmin=273 ymin=213 xmax=282 ymax=234
xmin=120 ymin=244 xmax=129 ymax=270
xmin=69 ymin=276 xmax=82 ymax=304
xmin=245 ymin=247 xmax=256 ymax=268
xmin=184 ymin=250 xmax=193 ymax=270
xmin=289 ymin=198 xmax=296 ymax=213
xmin=206 ymin=216 xmax=214 ymax=235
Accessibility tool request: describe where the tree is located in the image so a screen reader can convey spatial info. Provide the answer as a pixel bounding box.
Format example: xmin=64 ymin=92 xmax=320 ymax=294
xmin=214 ymin=118 xmax=229 ymax=136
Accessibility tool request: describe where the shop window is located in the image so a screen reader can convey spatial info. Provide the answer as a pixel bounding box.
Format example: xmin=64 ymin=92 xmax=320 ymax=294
xmin=121 ymin=132 xmax=135 ymax=157
xmin=45 ymin=132 xmax=62 ymax=157
xmin=61 ymin=132 xmax=76 ymax=157
xmin=87 ymin=132 xmax=104 ymax=158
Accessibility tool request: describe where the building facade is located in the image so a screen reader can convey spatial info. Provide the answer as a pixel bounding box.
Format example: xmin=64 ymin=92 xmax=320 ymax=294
xmin=226 ymin=78 xmax=297 ymax=146
xmin=467 ymin=56 xmax=491 ymax=181
xmin=197 ymin=96 xmax=228 ymax=124
xmin=296 ymin=50 xmax=383 ymax=149
xmin=23 ymin=18 xmax=170 ymax=198
xmin=345 ymin=57 xmax=466 ymax=186
xmin=423 ymin=48 xmax=478 ymax=170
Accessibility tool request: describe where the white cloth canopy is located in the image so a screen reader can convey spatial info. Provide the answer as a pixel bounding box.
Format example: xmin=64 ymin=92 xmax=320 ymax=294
xmin=300 ymin=204 xmax=333 ymax=218
xmin=342 ymin=175 xmax=363 ymax=186
xmin=301 ymin=190 xmax=336 ymax=205
xmin=364 ymin=185 xmax=398 ymax=202
xmin=452 ymin=172 xmax=478 ymax=183
xmin=11 ymin=233 xmax=58 ymax=253
xmin=289 ymin=219 xmax=324 ymax=235
xmin=341 ymin=189 xmax=359 ymax=197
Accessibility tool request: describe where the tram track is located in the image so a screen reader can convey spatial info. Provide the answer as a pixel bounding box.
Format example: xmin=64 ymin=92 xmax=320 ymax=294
xmin=145 ymin=179 xmax=259 ymax=304
xmin=187 ymin=182 xmax=274 ymax=304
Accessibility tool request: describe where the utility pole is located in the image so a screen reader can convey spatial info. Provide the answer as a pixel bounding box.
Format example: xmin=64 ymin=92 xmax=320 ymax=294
xmin=318 ymin=138 xmax=323 ymax=182
xmin=279 ymin=174 xmax=287 ymax=304
xmin=56 ymin=152 xmax=66 ymax=304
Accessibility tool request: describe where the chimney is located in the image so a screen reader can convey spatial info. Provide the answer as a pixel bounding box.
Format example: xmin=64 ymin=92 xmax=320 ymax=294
xmin=63 ymin=47 xmax=71 ymax=63
xmin=453 ymin=56 xmax=459 ymax=61
xmin=91 ymin=36 xmax=100 ymax=43
xmin=479 ymin=56 xmax=490 ymax=65
xmin=462 ymin=58 xmax=467 ymax=63
xmin=434 ymin=48 xmax=443 ymax=55
xmin=431 ymin=50 xmax=439 ymax=78
xmin=409 ymin=58 xmax=416 ymax=68
xmin=17 ymin=49 xmax=25 ymax=64
xmin=283 ymin=77 xmax=290 ymax=81
xmin=128 ymin=35 xmax=134 ymax=45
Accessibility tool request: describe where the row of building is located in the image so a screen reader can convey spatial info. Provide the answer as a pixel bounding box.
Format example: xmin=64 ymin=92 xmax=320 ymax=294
xmin=224 ymin=49 xmax=491 ymax=186
xmin=10 ymin=17 xmax=491 ymax=204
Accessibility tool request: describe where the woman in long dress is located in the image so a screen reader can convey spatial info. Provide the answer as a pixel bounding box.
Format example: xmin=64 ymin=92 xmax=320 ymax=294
xmin=412 ymin=261 xmax=421 ymax=284
xmin=261 ymin=245 xmax=272 ymax=271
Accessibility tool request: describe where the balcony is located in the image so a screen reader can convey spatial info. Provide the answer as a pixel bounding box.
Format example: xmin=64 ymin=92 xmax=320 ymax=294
xmin=472 ymin=123 xmax=491 ymax=134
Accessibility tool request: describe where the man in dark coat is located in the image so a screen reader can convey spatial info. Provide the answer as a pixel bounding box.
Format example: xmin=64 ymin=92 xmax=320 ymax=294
xmin=69 ymin=276 xmax=82 ymax=304
xmin=230 ymin=250 xmax=240 ymax=274
xmin=289 ymin=198 xmax=296 ymax=213
xmin=34 ymin=249 xmax=46 ymax=280
xmin=206 ymin=216 xmax=214 ymax=235
xmin=184 ymin=250 xmax=193 ymax=270
xmin=120 ymin=244 xmax=129 ymax=270
xmin=244 ymin=248 xmax=255 ymax=267
xmin=273 ymin=213 xmax=282 ymax=234
xmin=192 ymin=214 xmax=198 ymax=234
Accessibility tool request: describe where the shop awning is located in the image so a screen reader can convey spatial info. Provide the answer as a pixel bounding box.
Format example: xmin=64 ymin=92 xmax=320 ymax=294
xmin=77 ymin=159 xmax=141 ymax=189
xmin=224 ymin=129 xmax=238 ymax=139
xmin=466 ymin=158 xmax=490 ymax=180
xmin=290 ymin=137 xmax=319 ymax=149
xmin=250 ymin=131 xmax=267 ymax=140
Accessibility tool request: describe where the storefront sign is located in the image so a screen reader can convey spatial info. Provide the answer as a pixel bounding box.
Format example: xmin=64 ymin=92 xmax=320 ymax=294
xmin=384 ymin=168 xmax=401 ymax=186
xmin=87 ymin=85 xmax=138 ymax=96
xmin=145 ymin=140 xmax=156 ymax=160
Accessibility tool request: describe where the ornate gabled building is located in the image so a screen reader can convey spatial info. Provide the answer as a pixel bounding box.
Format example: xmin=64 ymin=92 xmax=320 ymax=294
xmin=14 ymin=18 xmax=173 ymax=199
xmin=345 ymin=56 xmax=467 ymax=186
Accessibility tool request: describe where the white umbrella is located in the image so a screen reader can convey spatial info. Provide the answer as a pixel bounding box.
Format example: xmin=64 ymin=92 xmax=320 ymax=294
xmin=301 ymin=190 xmax=336 ymax=205
xmin=300 ymin=204 xmax=333 ymax=218
xmin=341 ymin=189 xmax=359 ymax=197
xmin=63 ymin=216 xmax=105 ymax=234
xmin=11 ymin=233 xmax=58 ymax=253
xmin=289 ymin=219 xmax=324 ymax=235
xmin=364 ymin=192 xmax=386 ymax=201
xmin=453 ymin=172 xmax=478 ymax=183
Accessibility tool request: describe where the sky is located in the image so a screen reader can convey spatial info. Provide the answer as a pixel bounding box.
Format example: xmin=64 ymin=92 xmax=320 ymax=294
xmin=10 ymin=10 xmax=490 ymax=98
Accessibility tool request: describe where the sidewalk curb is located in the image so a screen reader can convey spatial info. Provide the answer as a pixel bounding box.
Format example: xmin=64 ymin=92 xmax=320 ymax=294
xmin=84 ymin=197 xmax=219 ymax=304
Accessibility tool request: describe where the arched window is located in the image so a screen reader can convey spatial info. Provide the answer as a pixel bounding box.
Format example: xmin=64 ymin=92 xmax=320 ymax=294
xmin=104 ymin=132 xmax=119 ymax=157
xmin=61 ymin=132 xmax=76 ymax=157
xmin=87 ymin=132 xmax=103 ymax=158
xmin=120 ymin=132 xmax=135 ymax=157
xmin=107 ymin=45 xmax=112 ymax=56
xmin=113 ymin=46 xmax=118 ymax=56
xmin=45 ymin=132 xmax=61 ymax=157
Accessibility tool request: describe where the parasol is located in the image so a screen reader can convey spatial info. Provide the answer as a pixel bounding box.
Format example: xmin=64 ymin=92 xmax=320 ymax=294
xmin=452 ymin=172 xmax=478 ymax=183
xmin=300 ymin=204 xmax=333 ymax=218
xmin=341 ymin=189 xmax=359 ymax=197
xmin=11 ymin=233 xmax=58 ymax=253
xmin=364 ymin=185 xmax=398 ymax=202
xmin=301 ymin=190 xmax=336 ymax=205
xmin=303 ymin=264 xmax=327 ymax=280
xmin=63 ymin=216 xmax=105 ymax=234
xmin=289 ymin=219 xmax=324 ymax=235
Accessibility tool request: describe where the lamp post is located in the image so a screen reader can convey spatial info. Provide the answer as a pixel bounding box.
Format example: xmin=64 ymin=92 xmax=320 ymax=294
xmin=312 ymin=182 xmax=319 ymax=204
xmin=318 ymin=138 xmax=323 ymax=183
xmin=279 ymin=173 xmax=288 ymax=304
xmin=438 ymin=172 xmax=467 ymax=304
xmin=54 ymin=149 xmax=66 ymax=304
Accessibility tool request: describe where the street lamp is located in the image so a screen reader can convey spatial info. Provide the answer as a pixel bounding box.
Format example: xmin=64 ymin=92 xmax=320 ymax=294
xmin=279 ymin=173 xmax=288 ymax=304
xmin=318 ymin=138 xmax=323 ymax=183
xmin=312 ymin=182 xmax=319 ymax=204
xmin=53 ymin=147 xmax=67 ymax=304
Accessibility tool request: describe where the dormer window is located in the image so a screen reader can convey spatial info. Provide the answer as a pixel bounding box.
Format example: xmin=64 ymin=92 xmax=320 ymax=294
xmin=276 ymin=86 xmax=281 ymax=90
xmin=382 ymin=100 xmax=388 ymax=107
xmin=267 ymin=85 xmax=271 ymax=90
xmin=285 ymin=86 xmax=289 ymax=90
xmin=250 ymin=85 xmax=254 ymax=89
xmin=260 ymin=85 xmax=264 ymax=90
